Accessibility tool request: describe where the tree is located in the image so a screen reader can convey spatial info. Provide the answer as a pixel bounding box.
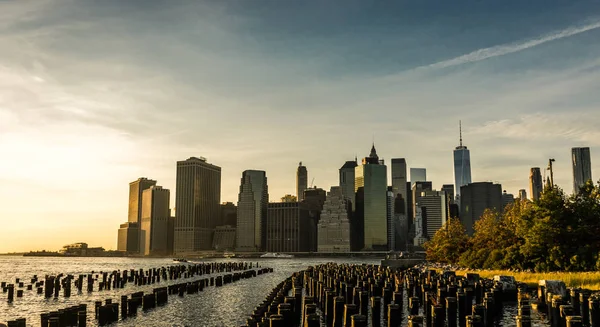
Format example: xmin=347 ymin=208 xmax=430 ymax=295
xmin=424 ymin=218 xmax=468 ymax=264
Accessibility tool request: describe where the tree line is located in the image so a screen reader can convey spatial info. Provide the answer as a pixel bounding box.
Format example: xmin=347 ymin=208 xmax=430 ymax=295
xmin=424 ymin=180 xmax=600 ymax=272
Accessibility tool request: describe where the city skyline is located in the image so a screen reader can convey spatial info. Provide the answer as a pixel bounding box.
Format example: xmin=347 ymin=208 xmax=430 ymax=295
xmin=2 ymin=0 xmax=600 ymax=253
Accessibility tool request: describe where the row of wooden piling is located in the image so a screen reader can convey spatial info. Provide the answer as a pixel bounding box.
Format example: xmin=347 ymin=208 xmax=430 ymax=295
xmin=3 ymin=263 xmax=271 ymax=327
xmin=2 ymin=262 xmax=256 ymax=303
xmin=243 ymin=263 xmax=589 ymax=327
xmin=536 ymin=285 xmax=600 ymax=327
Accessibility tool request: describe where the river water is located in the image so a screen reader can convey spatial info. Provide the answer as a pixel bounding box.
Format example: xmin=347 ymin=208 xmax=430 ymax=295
xmin=0 ymin=256 xmax=549 ymax=326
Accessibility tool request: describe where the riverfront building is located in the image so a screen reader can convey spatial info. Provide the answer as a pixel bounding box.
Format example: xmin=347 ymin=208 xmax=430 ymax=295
xmin=236 ymin=170 xmax=268 ymax=252
xmin=117 ymin=222 xmax=140 ymax=253
xmin=529 ymin=167 xmax=543 ymax=201
xmin=174 ymin=157 xmax=221 ymax=253
xmin=460 ymin=182 xmax=503 ymax=235
xmin=572 ymin=147 xmax=593 ymax=194
xmin=317 ymin=187 xmax=351 ymax=252
xmin=265 ymin=202 xmax=310 ymax=252
xmin=140 ymin=185 xmax=171 ymax=256
xmin=355 ymin=145 xmax=388 ymax=251
xmin=297 ymin=163 xmax=308 ymax=201
xmin=212 ymin=225 xmax=236 ymax=251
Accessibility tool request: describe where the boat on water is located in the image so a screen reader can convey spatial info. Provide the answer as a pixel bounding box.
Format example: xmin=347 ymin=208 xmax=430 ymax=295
xmin=260 ymin=253 xmax=294 ymax=258
xmin=223 ymin=252 xmax=235 ymax=258
xmin=173 ymin=258 xmax=188 ymax=263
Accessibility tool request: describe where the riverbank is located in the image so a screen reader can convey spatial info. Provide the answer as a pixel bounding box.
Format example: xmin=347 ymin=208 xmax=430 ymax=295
xmin=452 ymin=269 xmax=600 ymax=290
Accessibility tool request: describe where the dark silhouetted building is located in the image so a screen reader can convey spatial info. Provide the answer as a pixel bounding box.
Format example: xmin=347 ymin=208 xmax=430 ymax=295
xmin=572 ymin=147 xmax=593 ymax=194
xmin=236 ymin=170 xmax=268 ymax=251
xmin=502 ymin=191 xmax=515 ymax=209
xmin=529 ymin=167 xmax=543 ymax=201
xmin=174 ymin=157 xmax=221 ymax=253
xmin=213 ymin=225 xmax=236 ymax=251
xmin=460 ymin=182 xmax=503 ymax=235
xmin=220 ymin=202 xmax=237 ymax=227
xmin=339 ymin=159 xmax=358 ymax=207
xmin=266 ymin=202 xmax=310 ymax=252
xmin=118 ymin=222 xmax=140 ymax=254
xmin=303 ymin=187 xmax=326 ymax=252
xmin=519 ymin=189 xmax=527 ymax=201
xmin=297 ymin=162 xmax=308 ymax=201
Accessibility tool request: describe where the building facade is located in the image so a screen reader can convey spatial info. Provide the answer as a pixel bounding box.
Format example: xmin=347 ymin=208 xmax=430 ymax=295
xmin=297 ymin=162 xmax=308 ymax=201
xmin=453 ymin=123 xmax=472 ymax=199
xmin=219 ymin=202 xmax=237 ymax=227
xmin=460 ymin=182 xmax=503 ymax=235
xmin=518 ymin=189 xmax=527 ymax=201
xmin=572 ymin=147 xmax=593 ymax=194
xmin=412 ymin=181 xmax=433 ymax=224
xmin=529 ymin=167 xmax=543 ymax=201
xmin=410 ymin=168 xmax=427 ymax=186
xmin=355 ymin=145 xmax=388 ymax=251
xmin=128 ymin=178 xmax=157 ymax=224
xmin=502 ymin=191 xmax=515 ymax=209
xmin=317 ymin=187 xmax=351 ymax=252
xmin=213 ymin=225 xmax=236 ymax=251
xmin=418 ymin=190 xmax=448 ymax=239
xmin=339 ymin=160 xmax=358 ymax=207
xmin=117 ymin=222 xmax=140 ymax=253
xmin=140 ymin=186 xmax=171 ymax=256
xmin=386 ymin=190 xmax=395 ymax=251
xmin=236 ymin=170 xmax=268 ymax=251
xmin=174 ymin=157 xmax=221 ymax=253
xmin=266 ymin=202 xmax=310 ymax=252
xmin=303 ymin=187 xmax=326 ymax=252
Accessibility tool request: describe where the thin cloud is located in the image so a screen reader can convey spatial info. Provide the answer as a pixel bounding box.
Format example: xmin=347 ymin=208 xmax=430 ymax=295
xmin=422 ymin=19 xmax=600 ymax=70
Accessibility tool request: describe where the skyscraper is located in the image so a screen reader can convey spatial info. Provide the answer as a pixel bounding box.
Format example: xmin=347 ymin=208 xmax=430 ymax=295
xmin=418 ymin=190 xmax=448 ymax=239
xmin=140 ymin=186 xmax=170 ymax=256
xmin=453 ymin=121 xmax=472 ymax=198
xmin=297 ymin=162 xmax=308 ymax=201
xmin=236 ymin=170 xmax=268 ymax=251
xmin=502 ymin=191 xmax=515 ymax=209
xmin=128 ymin=178 xmax=157 ymax=224
xmin=339 ymin=159 xmax=358 ymax=206
xmin=303 ymin=187 xmax=327 ymax=252
xmin=572 ymin=147 xmax=593 ymax=194
xmin=386 ymin=189 xmax=395 ymax=251
xmin=518 ymin=189 xmax=527 ymax=201
xmin=317 ymin=187 xmax=351 ymax=253
xmin=460 ymin=182 xmax=503 ymax=235
xmin=529 ymin=167 xmax=543 ymax=201
xmin=412 ymin=181 xmax=433 ymax=222
xmin=410 ymin=168 xmax=427 ymax=186
xmin=174 ymin=157 xmax=221 ymax=253
xmin=355 ymin=144 xmax=388 ymax=251
xmin=266 ymin=202 xmax=311 ymax=252
xmin=391 ymin=158 xmax=408 ymax=210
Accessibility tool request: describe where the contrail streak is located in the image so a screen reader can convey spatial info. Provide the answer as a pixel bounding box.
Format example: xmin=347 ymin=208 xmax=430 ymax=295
xmin=424 ymin=20 xmax=600 ymax=70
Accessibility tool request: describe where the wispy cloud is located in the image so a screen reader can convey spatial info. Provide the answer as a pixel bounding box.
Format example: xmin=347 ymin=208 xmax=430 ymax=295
xmin=423 ymin=19 xmax=600 ymax=70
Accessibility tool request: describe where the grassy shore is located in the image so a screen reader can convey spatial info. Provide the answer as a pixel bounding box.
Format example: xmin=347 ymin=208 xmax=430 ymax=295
xmin=451 ymin=270 xmax=600 ymax=290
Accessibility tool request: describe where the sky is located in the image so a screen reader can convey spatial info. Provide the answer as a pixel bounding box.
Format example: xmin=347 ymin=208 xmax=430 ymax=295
xmin=1 ymin=0 xmax=600 ymax=252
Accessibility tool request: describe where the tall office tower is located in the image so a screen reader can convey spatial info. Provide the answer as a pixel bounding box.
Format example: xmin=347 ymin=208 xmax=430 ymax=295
xmin=266 ymin=202 xmax=311 ymax=252
xmin=529 ymin=167 xmax=543 ymax=201
xmin=174 ymin=157 xmax=221 ymax=253
xmin=391 ymin=158 xmax=408 ymax=210
xmin=410 ymin=168 xmax=427 ymax=186
xmin=418 ymin=190 xmax=448 ymax=239
xmin=441 ymin=184 xmax=455 ymax=205
xmin=339 ymin=159 xmax=358 ymax=207
xmin=219 ymin=202 xmax=237 ymax=227
xmin=386 ymin=189 xmax=395 ymax=251
xmin=303 ymin=187 xmax=327 ymax=252
xmin=502 ymin=191 xmax=515 ymax=209
xmin=140 ymin=186 xmax=171 ymax=256
xmin=412 ymin=181 xmax=433 ymax=223
xmin=355 ymin=145 xmax=388 ymax=251
xmin=236 ymin=170 xmax=268 ymax=252
xmin=317 ymin=187 xmax=351 ymax=253
xmin=518 ymin=189 xmax=527 ymax=201
xmin=406 ymin=182 xmax=414 ymax=244
xmin=128 ymin=178 xmax=157 ymax=224
xmin=453 ymin=121 xmax=472 ymax=198
xmin=572 ymin=147 xmax=593 ymax=194
xmin=297 ymin=162 xmax=308 ymax=201
xmin=460 ymin=182 xmax=503 ymax=235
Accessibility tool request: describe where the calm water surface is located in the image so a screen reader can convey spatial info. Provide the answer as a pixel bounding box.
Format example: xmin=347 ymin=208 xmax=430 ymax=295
xmin=0 ymin=256 xmax=550 ymax=326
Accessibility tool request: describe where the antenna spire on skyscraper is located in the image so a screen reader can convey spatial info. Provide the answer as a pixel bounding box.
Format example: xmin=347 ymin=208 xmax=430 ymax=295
xmin=459 ymin=120 xmax=463 ymax=147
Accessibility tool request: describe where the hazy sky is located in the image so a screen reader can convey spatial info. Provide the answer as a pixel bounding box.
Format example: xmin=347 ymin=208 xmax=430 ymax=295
xmin=1 ymin=0 xmax=600 ymax=252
